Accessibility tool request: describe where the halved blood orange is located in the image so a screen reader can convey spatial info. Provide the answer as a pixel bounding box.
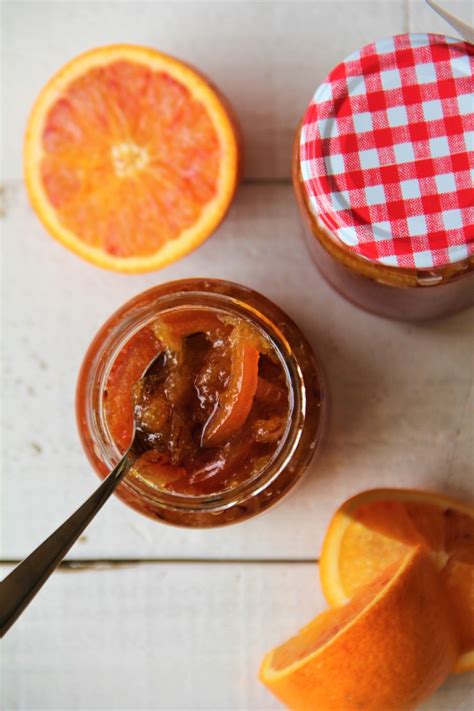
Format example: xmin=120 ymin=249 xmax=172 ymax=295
xmin=320 ymin=488 xmax=474 ymax=672
xmin=260 ymin=548 xmax=458 ymax=711
xmin=24 ymin=45 xmax=239 ymax=272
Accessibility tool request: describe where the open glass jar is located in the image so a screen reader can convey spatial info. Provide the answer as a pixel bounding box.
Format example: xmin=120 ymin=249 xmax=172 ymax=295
xmin=294 ymin=33 xmax=474 ymax=321
xmin=76 ymin=279 xmax=326 ymax=527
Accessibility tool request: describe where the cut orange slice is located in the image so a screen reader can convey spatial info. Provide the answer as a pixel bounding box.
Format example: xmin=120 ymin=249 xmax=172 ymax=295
xmin=24 ymin=45 xmax=239 ymax=272
xmin=320 ymin=488 xmax=474 ymax=672
xmin=260 ymin=548 xmax=458 ymax=711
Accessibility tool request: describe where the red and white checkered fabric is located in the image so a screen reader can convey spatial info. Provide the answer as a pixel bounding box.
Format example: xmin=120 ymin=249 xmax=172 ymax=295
xmin=300 ymin=33 xmax=473 ymax=268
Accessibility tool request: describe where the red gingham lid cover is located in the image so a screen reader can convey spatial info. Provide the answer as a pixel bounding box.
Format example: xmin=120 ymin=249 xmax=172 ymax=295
xmin=300 ymin=33 xmax=473 ymax=268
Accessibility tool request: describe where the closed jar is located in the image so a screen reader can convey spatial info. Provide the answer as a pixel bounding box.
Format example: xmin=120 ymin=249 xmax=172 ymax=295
xmin=293 ymin=33 xmax=474 ymax=321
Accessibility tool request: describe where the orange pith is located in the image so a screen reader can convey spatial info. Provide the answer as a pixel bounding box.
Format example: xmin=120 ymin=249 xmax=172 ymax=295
xmin=320 ymin=488 xmax=474 ymax=672
xmin=260 ymin=548 xmax=458 ymax=711
xmin=24 ymin=45 xmax=239 ymax=272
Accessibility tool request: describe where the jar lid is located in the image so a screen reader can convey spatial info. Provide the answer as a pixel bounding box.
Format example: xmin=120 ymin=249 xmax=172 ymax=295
xmin=300 ymin=33 xmax=473 ymax=269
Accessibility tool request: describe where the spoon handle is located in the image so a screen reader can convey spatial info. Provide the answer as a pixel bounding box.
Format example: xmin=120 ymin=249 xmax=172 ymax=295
xmin=0 ymin=453 xmax=133 ymax=638
xmin=425 ymin=0 xmax=474 ymax=43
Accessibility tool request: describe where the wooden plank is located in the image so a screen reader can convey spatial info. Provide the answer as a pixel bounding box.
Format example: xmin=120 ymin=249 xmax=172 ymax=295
xmin=2 ymin=182 xmax=473 ymax=561
xmin=2 ymin=0 xmax=406 ymax=181
xmin=1 ymin=563 xmax=472 ymax=710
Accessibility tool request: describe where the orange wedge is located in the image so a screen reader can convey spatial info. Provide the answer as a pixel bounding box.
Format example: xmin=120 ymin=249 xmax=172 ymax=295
xmin=320 ymin=488 xmax=474 ymax=672
xmin=260 ymin=548 xmax=458 ymax=711
xmin=24 ymin=45 xmax=239 ymax=272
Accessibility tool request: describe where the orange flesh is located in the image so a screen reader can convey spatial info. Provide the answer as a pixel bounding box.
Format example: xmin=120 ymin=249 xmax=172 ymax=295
xmin=104 ymin=308 xmax=290 ymax=496
xmin=339 ymin=498 xmax=474 ymax=657
xmin=40 ymin=61 xmax=220 ymax=257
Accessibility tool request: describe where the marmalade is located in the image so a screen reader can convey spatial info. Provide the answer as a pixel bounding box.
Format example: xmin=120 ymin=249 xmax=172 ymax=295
xmin=77 ymin=278 xmax=326 ymax=526
xmin=104 ymin=307 xmax=290 ymax=496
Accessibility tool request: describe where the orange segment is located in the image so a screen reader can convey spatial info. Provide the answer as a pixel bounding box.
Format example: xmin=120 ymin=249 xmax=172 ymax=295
xmin=320 ymin=488 xmax=474 ymax=672
xmin=203 ymin=330 xmax=260 ymax=446
xmin=104 ymin=327 xmax=162 ymax=450
xmin=260 ymin=548 xmax=458 ymax=711
xmin=25 ymin=45 xmax=239 ymax=272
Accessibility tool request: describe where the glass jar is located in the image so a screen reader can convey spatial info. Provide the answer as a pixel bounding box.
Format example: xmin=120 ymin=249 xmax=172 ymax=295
xmin=293 ymin=33 xmax=474 ymax=321
xmin=76 ymin=278 xmax=327 ymax=527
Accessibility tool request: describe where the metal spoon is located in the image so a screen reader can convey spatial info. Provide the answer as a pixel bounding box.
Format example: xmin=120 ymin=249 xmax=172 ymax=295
xmin=0 ymin=351 xmax=165 ymax=638
xmin=425 ymin=0 xmax=474 ymax=43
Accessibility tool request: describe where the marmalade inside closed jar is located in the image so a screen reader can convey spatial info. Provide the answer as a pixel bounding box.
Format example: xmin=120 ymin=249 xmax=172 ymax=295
xmin=104 ymin=306 xmax=290 ymax=497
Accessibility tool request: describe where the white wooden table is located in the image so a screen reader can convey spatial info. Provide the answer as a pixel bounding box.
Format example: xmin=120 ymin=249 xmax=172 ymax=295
xmin=1 ymin=2 xmax=473 ymax=709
